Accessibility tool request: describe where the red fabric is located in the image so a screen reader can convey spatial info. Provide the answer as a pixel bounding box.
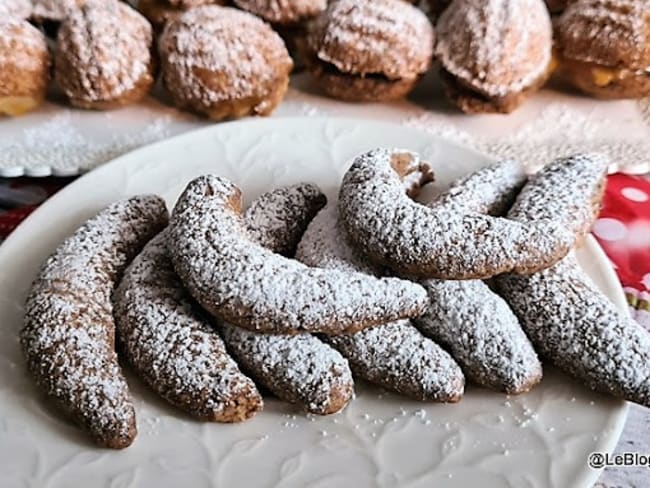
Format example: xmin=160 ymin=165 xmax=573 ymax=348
xmin=592 ymin=174 xmax=650 ymax=294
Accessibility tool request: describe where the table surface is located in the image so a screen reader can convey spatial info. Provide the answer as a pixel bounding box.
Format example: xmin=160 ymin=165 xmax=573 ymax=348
xmin=1 ymin=72 xmax=649 ymax=487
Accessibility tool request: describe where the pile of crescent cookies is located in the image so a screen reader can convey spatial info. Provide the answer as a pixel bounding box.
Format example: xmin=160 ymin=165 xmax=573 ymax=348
xmin=1 ymin=0 xmax=648 ymax=118
xmin=20 ymin=148 xmax=650 ymax=449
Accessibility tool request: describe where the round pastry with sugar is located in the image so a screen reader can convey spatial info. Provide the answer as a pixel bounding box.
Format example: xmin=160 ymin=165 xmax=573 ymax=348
xmin=31 ymin=0 xmax=85 ymax=22
xmin=555 ymin=0 xmax=650 ymax=99
xmin=0 ymin=19 xmax=50 ymax=117
xmin=21 ymin=195 xmax=168 ymax=449
xmin=167 ymin=175 xmax=429 ymax=334
xmin=303 ymin=0 xmax=434 ymax=102
xmin=136 ymin=0 xmax=225 ymax=31
xmin=0 ymin=0 xmax=32 ymax=19
xmin=436 ymin=0 xmax=553 ymax=113
xmin=338 ymin=148 xmax=575 ymax=279
xmin=55 ymin=0 xmax=155 ymax=110
xmin=233 ymin=0 xmax=326 ymax=25
xmin=159 ymin=6 xmax=293 ymax=121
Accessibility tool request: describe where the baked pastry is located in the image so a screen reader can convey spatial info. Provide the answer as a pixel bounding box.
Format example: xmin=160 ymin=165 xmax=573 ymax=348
xmin=436 ymin=0 xmax=553 ymax=113
xmin=296 ymin=204 xmax=465 ymax=402
xmin=555 ymin=0 xmax=650 ymax=99
xmin=338 ymin=148 xmax=574 ymax=279
xmin=0 ymin=19 xmax=50 ymax=117
xmin=55 ymin=0 xmax=155 ymax=109
xmin=0 ymin=0 xmax=32 ymax=19
xmin=114 ymin=233 xmax=264 ymax=422
xmin=221 ymin=324 xmax=354 ymax=414
xmin=167 ymin=175 xmax=429 ymax=334
xmin=233 ymin=0 xmax=326 ymax=26
xmin=31 ymin=0 xmax=85 ymax=22
xmin=136 ymin=0 xmax=225 ymax=31
xmin=20 ymin=195 xmax=168 ymax=449
xmin=159 ymin=6 xmax=293 ymax=121
xmin=497 ymin=154 xmax=650 ymax=407
xmin=414 ymin=160 xmax=542 ymax=394
xmin=244 ymin=183 xmax=326 ymax=257
xmin=303 ymin=0 xmax=434 ymax=102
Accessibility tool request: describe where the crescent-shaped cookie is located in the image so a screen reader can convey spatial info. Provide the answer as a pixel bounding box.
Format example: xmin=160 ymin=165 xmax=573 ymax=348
xmin=295 ymin=204 xmax=465 ymax=402
xmin=221 ymin=184 xmax=354 ymax=415
xmin=415 ymin=160 xmax=543 ymax=394
xmin=167 ymin=175 xmax=429 ymax=334
xmin=497 ymin=154 xmax=650 ymax=407
xmin=114 ymin=233 xmax=264 ymax=422
xmin=21 ymin=195 xmax=168 ymax=449
xmin=338 ymin=148 xmax=574 ymax=279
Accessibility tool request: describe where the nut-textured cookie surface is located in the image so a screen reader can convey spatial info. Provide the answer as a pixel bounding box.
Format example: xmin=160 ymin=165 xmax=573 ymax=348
xmin=31 ymin=0 xmax=84 ymax=21
xmin=159 ymin=5 xmax=293 ymax=120
xmin=233 ymin=0 xmax=326 ymax=25
xmin=21 ymin=195 xmax=168 ymax=449
xmin=0 ymin=19 xmax=50 ymax=117
xmin=55 ymin=0 xmax=155 ymax=109
xmin=114 ymin=232 xmax=264 ymax=423
xmin=436 ymin=0 xmax=552 ymax=98
xmin=338 ymin=148 xmax=574 ymax=279
xmin=167 ymin=175 xmax=429 ymax=334
xmin=296 ymin=204 xmax=465 ymax=402
xmin=244 ymin=183 xmax=326 ymax=257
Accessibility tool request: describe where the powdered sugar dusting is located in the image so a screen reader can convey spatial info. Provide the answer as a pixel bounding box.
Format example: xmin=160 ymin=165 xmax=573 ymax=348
xmin=436 ymin=0 xmax=552 ymax=97
xmin=56 ymin=0 xmax=153 ymax=103
xmin=497 ymin=253 xmax=650 ymax=407
xmin=159 ymin=6 xmax=292 ymax=105
xmin=308 ymin=0 xmax=434 ymax=80
xmin=557 ymin=0 xmax=650 ymax=68
xmin=508 ymin=154 xmax=609 ymax=237
xmin=233 ymin=0 xmax=326 ymax=24
xmin=0 ymin=19 xmax=49 ymax=71
xmin=338 ymin=148 xmax=574 ymax=279
xmin=0 ymin=0 xmax=31 ymax=19
xmin=167 ymin=175 xmax=428 ymax=335
xmin=31 ymin=0 xmax=84 ymax=21
xmin=114 ymin=232 xmax=263 ymax=421
xmin=20 ymin=195 xmax=168 ymax=447
xmin=244 ymin=183 xmax=326 ymax=256
xmin=295 ymin=204 xmax=465 ymax=402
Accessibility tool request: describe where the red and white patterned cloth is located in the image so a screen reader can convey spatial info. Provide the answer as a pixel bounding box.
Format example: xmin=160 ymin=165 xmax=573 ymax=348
xmin=1 ymin=173 xmax=649 ymax=329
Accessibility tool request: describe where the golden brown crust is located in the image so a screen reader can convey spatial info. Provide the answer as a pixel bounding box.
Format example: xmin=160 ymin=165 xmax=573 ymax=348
xmin=555 ymin=0 xmax=650 ymax=70
xmin=0 ymin=19 xmax=50 ymax=117
xmin=558 ymin=57 xmax=650 ymax=98
xmin=55 ymin=0 xmax=155 ymax=110
xmin=305 ymin=56 xmax=420 ymax=102
xmin=440 ymin=66 xmax=551 ymax=114
xmin=159 ymin=6 xmax=292 ymax=121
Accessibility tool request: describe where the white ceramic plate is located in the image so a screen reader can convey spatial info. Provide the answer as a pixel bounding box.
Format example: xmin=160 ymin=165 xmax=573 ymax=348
xmin=0 ymin=118 xmax=628 ymax=488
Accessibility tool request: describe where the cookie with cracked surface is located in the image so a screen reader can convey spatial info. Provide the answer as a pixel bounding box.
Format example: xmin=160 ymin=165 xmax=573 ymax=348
xmin=55 ymin=0 xmax=155 ymax=110
xmin=114 ymin=233 xmax=264 ymax=422
xmin=159 ymin=6 xmax=293 ymax=121
xmin=244 ymin=182 xmax=326 ymax=257
xmin=21 ymin=195 xmax=168 ymax=449
xmin=31 ymin=0 xmax=84 ymax=22
xmin=555 ymin=0 xmax=650 ymax=99
xmin=436 ymin=0 xmax=553 ymax=113
xmin=0 ymin=19 xmax=50 ymax=117
xmin=167 ymin=175 xmax=429 ymax=334
xmin=338 ymin=148 xmax=574 ymax=279
xmin=295 ymin=204 xmax=465 ymax=402
xmin=414 ymin=159 xmax=543 ymax=394
xmin=303 ymin=0 xmax=434 ymax=102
